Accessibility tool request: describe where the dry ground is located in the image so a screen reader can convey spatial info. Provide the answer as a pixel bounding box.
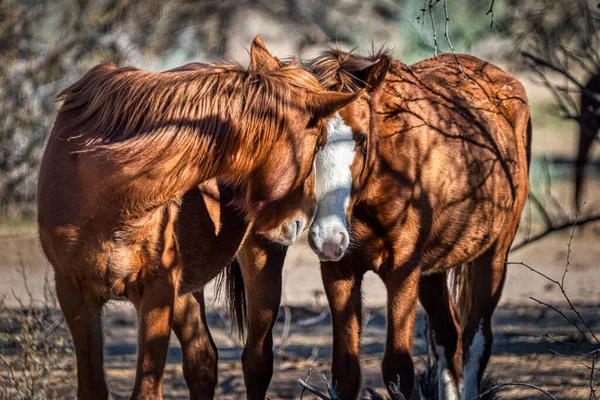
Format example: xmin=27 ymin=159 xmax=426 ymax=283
xmin=1 ymin=82 xmax=600 ymax=399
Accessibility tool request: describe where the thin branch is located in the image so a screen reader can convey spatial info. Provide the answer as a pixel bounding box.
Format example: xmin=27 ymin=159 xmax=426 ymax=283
xmin=522 ymin=51 xmax=600 ymax=103
xmin=299 ymin=370 xmax=312 ymax=400
xmin=546 ymin=333 xmax=571 ymax=345
xmin=443 ymin=0 xmax=470 ymax=80
xmin=529 ymin=296 xmax=588 ymax=341
xmin=507 ymin=258 xmax=600 ymax=344
xmin=429 ymin=0 xmax=438 ymax=57
xmin=561 ymin=212 xmax=578 ymax=288
xmin=486 ymin=0 xmax=496 ymax=28
xmin=474 ymin=382 xmax=558 ymax=400
xmin=549 ymin=348 xmax=592 ymax=369
xmin=297 ymin=378 xmax=330 ymax=400
xmin=511 ymin=213 xmax=600 ymax=251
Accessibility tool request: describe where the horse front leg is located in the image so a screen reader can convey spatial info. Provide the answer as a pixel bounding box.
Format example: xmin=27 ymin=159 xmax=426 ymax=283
xmin=236 ymin=232 xmax=286 ymax=400
xmin=55 ymin=270 xmax=108 ymax=400
xmin=321 ymin=257 xmax=364 ymax=400
xmin=381 ymin=265 xmax=420 ymax=400
xmin=130 ymin=268 xmax=180 ymax=400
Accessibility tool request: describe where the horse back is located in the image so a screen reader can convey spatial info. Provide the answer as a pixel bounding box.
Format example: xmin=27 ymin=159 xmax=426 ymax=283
xmin=360 ymin=54 xmax=531 ymax=271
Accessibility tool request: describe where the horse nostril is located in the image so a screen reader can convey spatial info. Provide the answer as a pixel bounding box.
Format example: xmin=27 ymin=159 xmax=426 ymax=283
xmin=292 ymin=218 xmax=303 ymax=238
xmin=338 ymin=231 xmax=349 ymax=250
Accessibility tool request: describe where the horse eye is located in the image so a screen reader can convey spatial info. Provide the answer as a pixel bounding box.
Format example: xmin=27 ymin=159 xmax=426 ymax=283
xmin=356 ymin=136 xmax=367 ymax=152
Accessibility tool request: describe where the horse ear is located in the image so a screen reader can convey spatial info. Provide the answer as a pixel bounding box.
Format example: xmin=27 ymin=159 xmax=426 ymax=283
xmin=310 ymin=89 xmax=365 ymax=121
xmin=249 ymin=35 xmax=280 ymax=72
xmin=365 ymin=55 xmax=390 ymax=93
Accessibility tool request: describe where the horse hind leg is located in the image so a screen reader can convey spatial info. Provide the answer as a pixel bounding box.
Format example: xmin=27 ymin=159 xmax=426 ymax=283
xmin=171 ymin=291 xmax=218 ymax=400
xmin=419 ymin=271 xmax=462 ymax=400
xmin=54 ymin=270 xmax=109 ymax=400
xmin=129 ymin=268 xmax=180 ymax=400
xmin=459 ymin=239 xmax=509 ymax=400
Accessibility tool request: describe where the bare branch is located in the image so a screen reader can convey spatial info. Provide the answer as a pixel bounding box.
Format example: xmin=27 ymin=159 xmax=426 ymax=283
xmin=474 ymin=382 xmax=558 ymax=400
xmin=549 ymin=348 xmax=592 ymax=369
xmin=299 ymin=370 xmax=312 ymax=400
xmin=297 ymin=378 xmax=330 ymax=400
xmin=429 ymin=0 xmax=439 ymax=57
xmin=507 ymin=258 xmax=600 ymax=345
xmin=522 ymin=51 xmax=600 ymax=103
xmin=443 ymin=0 xmax=470 ymax=81
xmin=486 ymin=0 xmax=496 ymax=28
xmin=511 ymin=213 xmax=600 ymax=251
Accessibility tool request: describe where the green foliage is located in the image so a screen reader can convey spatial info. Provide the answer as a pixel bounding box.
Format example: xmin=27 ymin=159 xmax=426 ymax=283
xmin=394 ymin=0 xmax=510 ymax=63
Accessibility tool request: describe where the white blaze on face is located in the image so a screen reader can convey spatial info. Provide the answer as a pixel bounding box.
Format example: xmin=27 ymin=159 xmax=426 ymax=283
xmin=309 ymin=113 xmax=355 ymax=261
xmin=464 ymin=323 xmax=486 ymax=400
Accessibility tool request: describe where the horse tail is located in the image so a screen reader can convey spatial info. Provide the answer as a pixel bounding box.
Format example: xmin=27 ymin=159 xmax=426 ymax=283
xmin=217 ymin=257 xmax=247 ymax=339
xmin=449 ymin=262 xmax=473 ymax=329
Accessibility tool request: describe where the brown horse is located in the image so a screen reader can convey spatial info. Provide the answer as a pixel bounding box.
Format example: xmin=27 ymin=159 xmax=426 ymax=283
xmin=575 ymin=73 xmax=600 ymax=209
xmin=214 ymin=55 xmax=390 ymax=400
xmin=227 ymin=50 xmax=531 ymax=400
xmin=37 ymin=36 xmax=364 ymax=400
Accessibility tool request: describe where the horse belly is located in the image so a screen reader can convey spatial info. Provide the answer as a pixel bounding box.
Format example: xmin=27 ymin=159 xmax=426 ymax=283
xmin=177 ymin=185 xmax=250 ymax=294
xmin=422 ymin=197 xmax=508 ymax=273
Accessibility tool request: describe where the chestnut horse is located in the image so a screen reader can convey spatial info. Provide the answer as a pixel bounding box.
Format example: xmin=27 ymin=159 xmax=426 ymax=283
xmin=37 ymin=36 xmax=364 ymax=400
xmin=227 ymin=51 xmax=531 ymax=400
xmin=575 ymin=73 xmax=600 ymax=209
xmin=306 ymin=51 xmax=532 ymax=400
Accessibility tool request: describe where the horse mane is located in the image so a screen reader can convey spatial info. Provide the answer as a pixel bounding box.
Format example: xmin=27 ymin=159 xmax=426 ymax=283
xmin=307 ymin=47 xmax=394 ymax=92
xmin=56 ymin=60 xmax=322 ymax=175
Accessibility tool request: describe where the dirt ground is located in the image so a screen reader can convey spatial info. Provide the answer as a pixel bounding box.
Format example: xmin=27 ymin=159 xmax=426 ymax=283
xmin=1 ymin=80 xmax=600 ymax=399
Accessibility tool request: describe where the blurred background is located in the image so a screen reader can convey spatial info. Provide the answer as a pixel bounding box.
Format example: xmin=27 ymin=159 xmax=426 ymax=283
xmin=1 ymin=1 xmax=600 ymax=398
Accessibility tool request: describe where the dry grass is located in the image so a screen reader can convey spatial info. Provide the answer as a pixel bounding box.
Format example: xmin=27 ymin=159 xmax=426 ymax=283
xmin=0 ymin=260 xmax=75 ymax=400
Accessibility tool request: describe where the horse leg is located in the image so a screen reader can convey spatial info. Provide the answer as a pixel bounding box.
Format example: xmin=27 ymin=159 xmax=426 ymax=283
xmin=171 ymin=291 xmax=218 ymax=400
xmin=419 ymin=272 xmax=462 ymax=400
xmin=54 ymin=270 xmax=108 ymax=400
xmin=460 ymin=241 xmax=508 ymax=400
xmin=130 ymin=269 xmax=180 ymax=400
xmin=236 ymin=233 xmax=286 ymax=400
xmin=321 ymin=257 xmax=364 ymax=399
xmin=381 ymin=266 xmax=420 ymax=400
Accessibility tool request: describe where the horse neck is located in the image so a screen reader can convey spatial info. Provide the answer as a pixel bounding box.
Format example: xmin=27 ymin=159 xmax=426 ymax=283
xmin=81 ymin=120 xmax=260 ymax=214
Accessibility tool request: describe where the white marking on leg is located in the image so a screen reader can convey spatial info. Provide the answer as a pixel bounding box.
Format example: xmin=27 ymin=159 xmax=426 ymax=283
xmin=463 ymin=323 xmax=485 ymax=400
xmin=436 ymin=345 xmax=459 ymax=400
